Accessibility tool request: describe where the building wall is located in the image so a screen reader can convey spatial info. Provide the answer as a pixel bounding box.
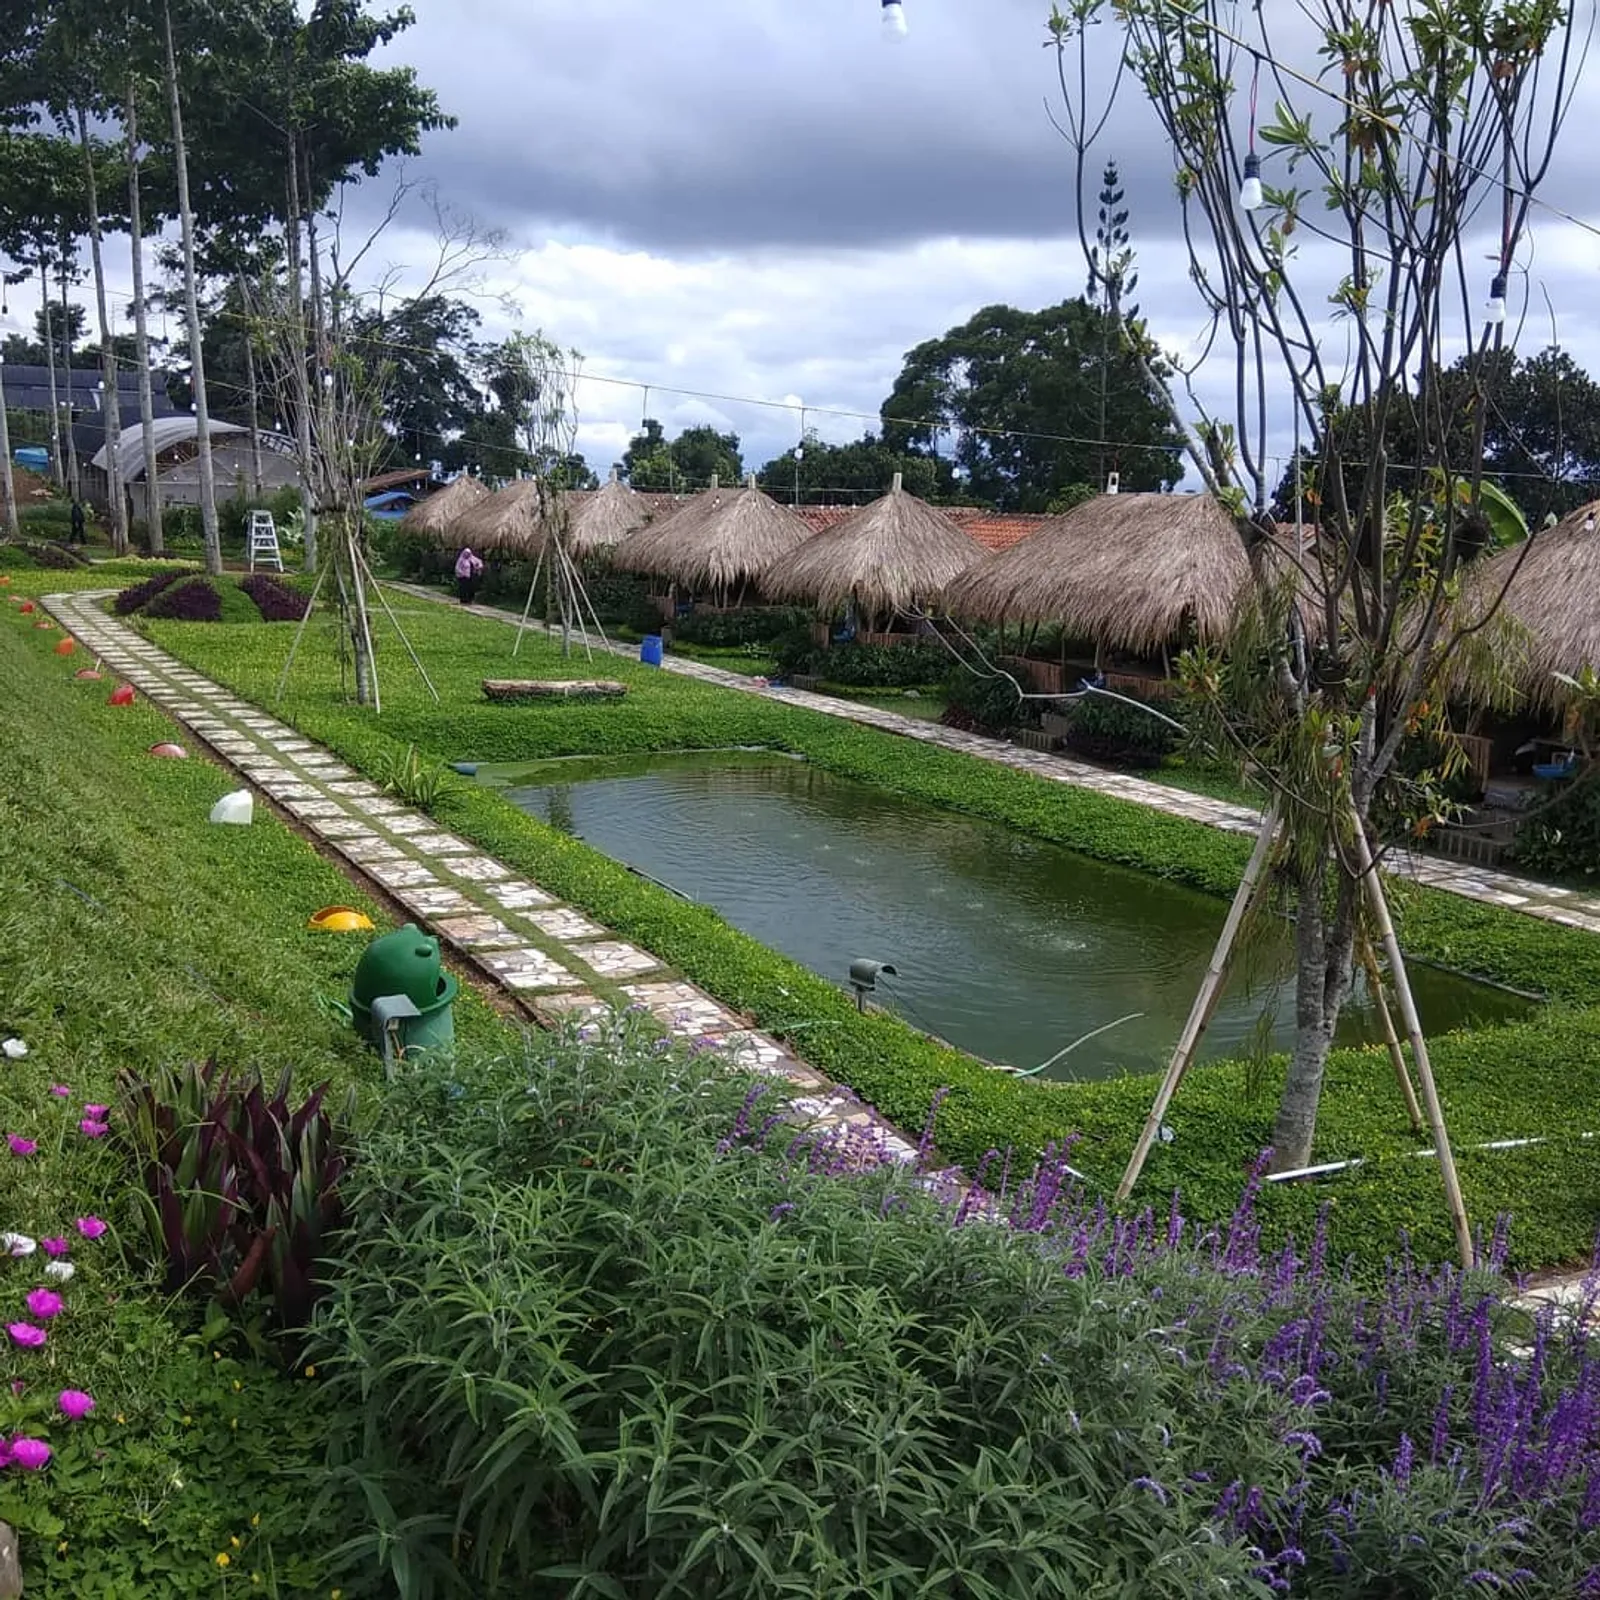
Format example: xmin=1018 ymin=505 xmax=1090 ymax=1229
xmin=81 ymin=439 xmax=302 ymax=522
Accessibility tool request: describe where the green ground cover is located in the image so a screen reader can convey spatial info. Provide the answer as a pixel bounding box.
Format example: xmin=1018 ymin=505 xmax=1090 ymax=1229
xmin=0 ymin=585 xmax=506 ymax=1595
xmin=141 ymin=597 xmax=1600 ymax=1271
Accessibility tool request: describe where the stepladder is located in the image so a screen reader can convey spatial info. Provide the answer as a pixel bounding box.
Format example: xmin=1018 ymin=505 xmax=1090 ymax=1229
xmin=248 ymin=510 xmax=283 ymax=572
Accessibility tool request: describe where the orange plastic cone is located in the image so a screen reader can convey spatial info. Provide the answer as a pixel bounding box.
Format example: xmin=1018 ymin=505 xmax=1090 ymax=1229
xmin=54 ymin=638 xmax=75 ymax=656
xmin=74 ymin=668 xmax=103 ymax=680
xmin=108 ymin=684 xmax=135 ymax=706
xmin=18 ymin=601 xmax=34 ymax=615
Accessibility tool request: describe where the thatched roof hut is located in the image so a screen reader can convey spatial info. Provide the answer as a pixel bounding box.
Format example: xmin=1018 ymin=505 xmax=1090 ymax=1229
xmin=398 ymin=474 xmax=489 ymax=540
xmin=761 ymin=473 xmax=984 ymax=617
xmin=610 ymin=475 xmax=812 ymax=593
xmin=941 ymin=492 xmax=1251 ymax=653
xmin=566 ymin=473 xmax=655 ymax=558
xmin=1455 ymin=499 xmax=1600 ymax=712
xmin=444 ymin=479 xmax=548 ymax=555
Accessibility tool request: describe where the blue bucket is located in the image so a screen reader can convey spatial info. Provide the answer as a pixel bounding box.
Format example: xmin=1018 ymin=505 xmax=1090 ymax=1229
xmin=640 ymin=634 xmax=664 ymax=667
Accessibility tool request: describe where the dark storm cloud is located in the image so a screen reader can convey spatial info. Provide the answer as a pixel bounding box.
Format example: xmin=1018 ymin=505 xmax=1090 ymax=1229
xmin=381 ymin=0 xmax=1190 ymax=253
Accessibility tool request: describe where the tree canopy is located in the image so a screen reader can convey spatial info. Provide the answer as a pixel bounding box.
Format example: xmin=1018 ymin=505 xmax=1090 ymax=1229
xmin=879 ymin=299 xmax=1185 ymax=511
xmin=620 ymin=420 xmax=745 ymax=492
xmin=755 ymin=430 xmax=953 ymax=506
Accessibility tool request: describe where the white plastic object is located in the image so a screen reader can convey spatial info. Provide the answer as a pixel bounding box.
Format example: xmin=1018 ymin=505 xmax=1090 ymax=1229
xmin=1 ymin=1038 xmax=27 ymax=1060
xmin=209 ymin=790 xmax=254 ymax=826
xmin=881 ymin=0 xmax=907 ymax=37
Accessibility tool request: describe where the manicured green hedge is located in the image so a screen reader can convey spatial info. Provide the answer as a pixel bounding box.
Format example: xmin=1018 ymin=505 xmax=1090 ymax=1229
xmin=145 ymin=604 xmax=1600 ymax=1270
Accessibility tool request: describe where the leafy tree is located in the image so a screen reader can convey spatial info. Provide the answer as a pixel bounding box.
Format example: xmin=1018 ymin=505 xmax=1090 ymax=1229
xmin=1050 ymin=0 xmax=1583 ymax=1240
xmin=621 ymin=419 xmax=744 ymax=491
xmin=880 ymin=299 xmax=1184 ymax=511
xmin=756 ymin=430 xmax=953 ymax=505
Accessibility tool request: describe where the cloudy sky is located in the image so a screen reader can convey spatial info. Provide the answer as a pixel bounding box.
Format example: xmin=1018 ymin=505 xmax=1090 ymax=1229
xmin=52 ymin=0 xmax=1600 ymax=488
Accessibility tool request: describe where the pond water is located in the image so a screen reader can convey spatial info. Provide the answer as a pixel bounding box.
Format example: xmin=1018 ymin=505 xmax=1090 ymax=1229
xmin=484 ymin=752 xmax=1532 ymax=1081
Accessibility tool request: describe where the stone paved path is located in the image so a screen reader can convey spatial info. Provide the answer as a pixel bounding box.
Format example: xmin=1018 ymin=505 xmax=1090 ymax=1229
xmin=45 ymin=591 xmax=921 ymax=1169
xmin=388 ymin=583 xmax=1600 ymax=938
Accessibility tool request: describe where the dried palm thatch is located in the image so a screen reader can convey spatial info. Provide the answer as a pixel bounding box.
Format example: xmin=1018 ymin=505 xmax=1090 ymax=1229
xmin=761 ymin=474 xmax=985 ymax=616
xmin=566 ymin=474 xmax=655 ymax=557
xmin=1452 ymin=500 xmax=1600 ymax=712
xmin=941 ymin=492 xmax=1252 ymax=653
xmin=610 ymin=476 xmax=812 ymax=591
xmin=444 ymin=479 xmax=549 ymax=555
xmin=399 ymin=474 xmax=489 ymax=540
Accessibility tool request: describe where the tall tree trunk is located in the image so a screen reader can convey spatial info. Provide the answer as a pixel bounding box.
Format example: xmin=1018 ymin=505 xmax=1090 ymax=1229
xmin=126 ymin=85 xmax=164 ymax=555
xmin=285 ymin=135 xmax=318 ymax=570
xmin=238 ymin=276 xmax=263 ymax=497
xmin=60 ymin=255 xmax=80 ymax=504
xmin=79 ymin=104 xmax=128 ymax=556
xmin=39 ymin=262 xmax=63 ymax=489
xmin=162 ymin=0 xmax=221 ymax=575
xmin=0 ymin=359 xmax=17 ymax=539
xmin=1270 ymin=864 xmax=1359 ymax=1172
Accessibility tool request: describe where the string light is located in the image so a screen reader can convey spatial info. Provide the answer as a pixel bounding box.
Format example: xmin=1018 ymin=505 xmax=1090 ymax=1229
xmin=1239 ymin=55 xmax=1263 ymax=211
xmin=881 ymin=0 xmax=908 ymax=40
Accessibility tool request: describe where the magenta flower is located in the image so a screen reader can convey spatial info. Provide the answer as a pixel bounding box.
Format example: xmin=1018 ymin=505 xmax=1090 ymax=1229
xmin=6 ymin=1135 xmax=36 ymax=1158
xmin=82 ymin=1104 xmax=109 ymax=1120
xmin=74 ymin=1217 xmax=106 ymax=1240
xmin=78 ymin=1119 xmax=109 ymax=1139
xmin=57 ymin=1390 xmax=94 ymax=1422
xmin=48 ymin=1085 xmax=69 ymax=1098
xmin=24 ymin=1290 xmax=62 ymax=1320
xmin=40 ymin=1237 xmax=68 ymax=1257
xmin=8 ymin=1437 xmax=51 ymax=1471
xmin=7 ymin=1323 xmax=46 ymax=1349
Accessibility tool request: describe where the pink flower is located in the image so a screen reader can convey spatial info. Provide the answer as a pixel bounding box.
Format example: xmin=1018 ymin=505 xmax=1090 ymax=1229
xmin=6 ymin=1135 xmax=36 ymax=1158
xmin=7 ymin=1323 xmax=45 ymax=1349
xmin=78 ymin=1119 xmax=109 ymax=1139
xmin=74 ymin=1217 xmax=106 ymax=1240
xmin=82 ymin=1104 xmax=109 ymax=1120
xmin=57 ymin=1390 xmax=94 ymax=1421
xmin=40 ymin=1237 xmax=68 ymax=1257
xmin=8 ymin=1437 xmax=50 ymax=1470
xmin=48 ymin=1085 xmax=69 ymax=1098
xmin=24 ymin=1290 xmax=62 ymax=1320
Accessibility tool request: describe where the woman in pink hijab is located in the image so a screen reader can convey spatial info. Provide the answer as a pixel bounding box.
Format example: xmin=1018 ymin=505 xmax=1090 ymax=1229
xmin=454 ymin=545 xmax=485 ymax=604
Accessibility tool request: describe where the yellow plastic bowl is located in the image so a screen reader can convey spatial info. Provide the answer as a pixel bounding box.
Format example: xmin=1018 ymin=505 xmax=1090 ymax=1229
xmin=309 ymin=907 xmax=375 ymax=934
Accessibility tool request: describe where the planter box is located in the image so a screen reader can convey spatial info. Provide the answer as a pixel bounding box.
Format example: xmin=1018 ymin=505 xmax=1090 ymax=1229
xmin=789 ymin=673 xmax=821 ymax=691
xmin=1011 ymin=728 xmax=1059 ymax=753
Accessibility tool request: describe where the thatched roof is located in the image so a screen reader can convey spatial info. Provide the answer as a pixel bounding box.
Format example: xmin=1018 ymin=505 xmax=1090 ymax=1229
xmin=1455 ymin=499 xmax=1600 ymax=712
xmin=399 ymin=474 xmax=489 ymax=540
xmin=762 ymin=475 xmax=984 ymax=615
xmin=444 ymin=479 xmax=549 ymax=555
xmin=566 ymin=474 xmax=655 ymax=557
xmin=610 ymin=476 xmax=812 ymax=590
xmin=941 ymin=492 xmax=1251 ymax=652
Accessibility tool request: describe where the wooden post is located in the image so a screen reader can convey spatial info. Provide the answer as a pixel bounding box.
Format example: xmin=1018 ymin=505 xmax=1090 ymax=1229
xmin=1117 ymin=801 xmax=1281 ymax=1201
xmin=1351 ymin=812 xmax=1474 ymax=1269
xmin=1360 ymin=936 xmax=1424 ymax=1135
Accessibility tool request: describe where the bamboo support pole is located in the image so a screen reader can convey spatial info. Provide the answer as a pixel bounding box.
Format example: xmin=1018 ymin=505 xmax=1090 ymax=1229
xmin=1360 ymin=936 xmax=1424 ymax=1135
xmin=1116 ymin=800 xmax=1282 ymax=1201
xmin=1351 ymin=813 xmax=1474 ymax=1269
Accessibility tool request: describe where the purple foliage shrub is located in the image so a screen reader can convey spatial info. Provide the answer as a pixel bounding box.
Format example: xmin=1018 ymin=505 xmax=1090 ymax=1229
xmin=113 ymin=570 xmax=184 ymax=614
xmin=143 ymin=577 xmax=222 ymax=622
xmin=238 ymin=573 xmax=310 ymax=622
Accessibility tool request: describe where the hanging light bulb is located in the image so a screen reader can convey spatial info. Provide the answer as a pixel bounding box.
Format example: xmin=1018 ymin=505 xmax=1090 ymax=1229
xmin=1485 ymin=273 xmax=1508 ymax=326
xmin=881 ymin=0 xmax=908 ymax=39
xmin=1239 ymin=151 xmax=1264 ymax=212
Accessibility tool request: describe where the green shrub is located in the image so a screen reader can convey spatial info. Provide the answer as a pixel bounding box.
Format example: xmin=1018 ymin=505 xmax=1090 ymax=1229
xmin=1065 ymin=689 xmax=1181 ymax=767
xmin=1510 ymin=771 xmax=1600 ymax=878
xmin=672 ymin=605 xmax=810 ymax=648
xmin=814 ymin=638 xmax=948 ymax=688
xmin=941 ymin=663 xmax=1027 ymax=734
xmin=769 ymin=622 xmax=817 ymax=677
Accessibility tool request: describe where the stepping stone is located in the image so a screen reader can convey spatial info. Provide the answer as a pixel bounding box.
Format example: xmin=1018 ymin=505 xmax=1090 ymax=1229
xmin=350 ymin=795 xmax=405 ymax=816
xmin=530 ymin=908 xmax=606 ymax=942
xmin=449 ymin=856 xmax=511 ymax=883
xmin=396 ymin=886 xmax=478 ymax=918
xmin=571 ymin=939 xmax=659 ymax=977
xmin=478 ymin=949 xmax=581 ymax=990
xmin=718 ymin=1029 xmax=807 ymax=1078
xmin=540 ymin=991 xmax=610 ymax=1020
xmin=484 ymin=880 xmax=556 ymax=910
xmin=319 ymin=816 xmax=380 ymax=839
xmin=368 ymin=861 xmax=439 ymax=890
xmin=260 ymin=782 xmax=321 ymax=801
xmin=382 ymin=814 xmax=432 ymax=835
xmin=208 ymin=737 xmax=259 ymax=753
xmin=621 ymin=982 xmax=740 ymax=1038
xmin=434 ymin=914 xmax=522 ymax=950
xmin=285 ymin=798 xmax=349 ymax=821
xmin=410 ymin=833 xmax=473 ymax=855
xmin=339 ymin=837 xmax=406 ymax=864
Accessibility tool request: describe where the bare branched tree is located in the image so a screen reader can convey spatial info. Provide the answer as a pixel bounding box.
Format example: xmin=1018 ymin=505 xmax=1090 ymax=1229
xmin=1049 ymin=0 xmax=1589 ymax=1254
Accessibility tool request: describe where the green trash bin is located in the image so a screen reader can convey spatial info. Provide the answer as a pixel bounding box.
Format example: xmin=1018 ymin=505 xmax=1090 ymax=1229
xmin=348 ymin=923 xmax=458 ymax=1060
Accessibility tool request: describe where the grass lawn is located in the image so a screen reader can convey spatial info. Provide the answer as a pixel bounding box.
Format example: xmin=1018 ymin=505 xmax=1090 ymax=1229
xmin=125 ymin=590 xmax=1600 ymax=1275
xmin=0 ymin=566 xmax=512 ymax=1596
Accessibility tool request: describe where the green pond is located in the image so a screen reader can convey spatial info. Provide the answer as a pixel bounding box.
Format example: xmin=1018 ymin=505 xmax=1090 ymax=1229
xmin=483 ymin=752 xmax=1531 ymax=1081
